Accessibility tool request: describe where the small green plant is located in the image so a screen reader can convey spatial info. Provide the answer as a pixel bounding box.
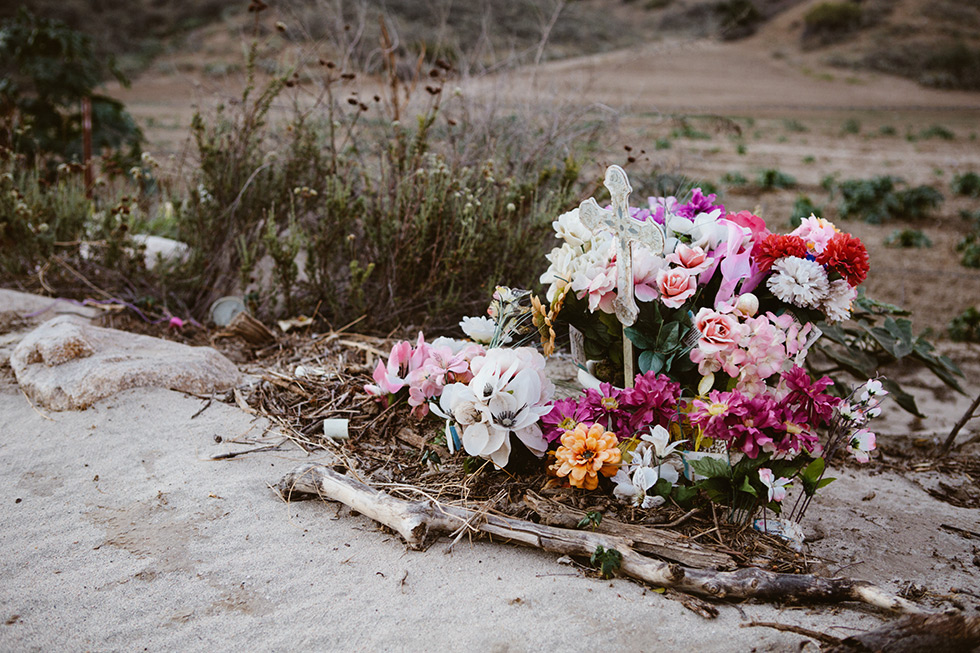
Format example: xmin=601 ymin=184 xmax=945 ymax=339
xmin=833 ymin=176 xmax=943 ymax=223
xmin=878 ymin=125 xmax=897 ymax=136
xmin=841 ymin=118 xmax=861 ymax=135
xmin=590 ymin=545 xmax=622 ymax=579
xmin=948 ymin=307 xmax=980 ymax=343
xmin=956 ymin=210 xmax=980 ymax=268
xmin=577 ymin=510 xmax=603 ymax=531
xmin=884 ymin=228 xmax=932 ymax=249
xmin=671 ymin=120 xmax=711 ymax=140
xmin=654 ymin=137 xmax=672 ymax=150
xmin=802 ymin=155 xmax=816 ymax=164
xmin=783 ymin=119 xmax=808 ymax=133
xmin=736 ymin=143 xmax=748 ymax=155
xmin=790 ymin=195 xmax=823 ymax=227
xmin=756 ymin=168 xmax=797 ymax=190
xmin=721 ymin=171 xmax=747 ymax=186
xmin=918 ymin=124 xmax=955 ymax=141
xmin=715 ymin=0 xmax=763 ymax=40
xmin=951 ymin=171 xmax=980 ymax=198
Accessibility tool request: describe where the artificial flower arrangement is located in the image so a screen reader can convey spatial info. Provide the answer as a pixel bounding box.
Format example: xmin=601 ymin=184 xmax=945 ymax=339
xmin=364 ymin=165 xmax=886 ymax=538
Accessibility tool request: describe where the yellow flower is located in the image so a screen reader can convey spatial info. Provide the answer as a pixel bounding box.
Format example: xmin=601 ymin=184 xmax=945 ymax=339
xmin=553 ymin=423 xmax=621 ymax=490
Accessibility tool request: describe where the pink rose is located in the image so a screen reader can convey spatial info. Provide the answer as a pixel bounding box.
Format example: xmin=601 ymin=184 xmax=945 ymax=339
xmin=656 ymin=268 xmax=697 ymax=308
xmin=666 ymin=243 xmax=711 ymax=275
xmin=694 ymin=307 xmax=742 ymax=354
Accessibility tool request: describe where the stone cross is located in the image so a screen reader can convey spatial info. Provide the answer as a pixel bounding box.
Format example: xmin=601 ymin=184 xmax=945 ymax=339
xmin=578 ymin=165 xmax=665 ymax=387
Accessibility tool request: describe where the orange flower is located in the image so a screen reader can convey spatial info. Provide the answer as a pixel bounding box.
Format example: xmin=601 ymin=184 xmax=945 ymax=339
xmin=553 ymin=423 xmax=622 ymax=490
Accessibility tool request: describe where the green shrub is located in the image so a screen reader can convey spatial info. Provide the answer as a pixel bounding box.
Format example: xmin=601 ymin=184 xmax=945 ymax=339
xmin=884 ymin=228 xmax=932 ymax=249
xmin=833 ymin=176 xmax=943 ymax=223
xmin=756 ymin=168 xmax=796 ymax=190
xmin=948 ymin=307 xmax=980 ymax=343
xmin=951 ymin=171 xmax=980 ymax=197
xmin=878 ymin=125 xmax=897 ymax=136
xmin=0 ymin=9 xmax=142 ymax=164
xmin=783 ymin=119 xmax=808 ymax=133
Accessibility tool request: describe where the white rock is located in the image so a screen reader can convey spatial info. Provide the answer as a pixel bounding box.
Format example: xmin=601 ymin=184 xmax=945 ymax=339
xmin=10 ymin=315 xmax=241 ymax=410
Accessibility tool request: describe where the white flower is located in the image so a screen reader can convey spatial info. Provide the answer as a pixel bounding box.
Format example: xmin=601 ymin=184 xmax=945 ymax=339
xmin=459 ymin=316 xmax=507 ymax=345
xmin=820 ymin=279 xmax=857 ymax=323
xmin=435 ymin=348 xmax=553 ymax=467
xmin=552 ymin=208 xmax=593 ymax=248
xmin=665 ymin=209 xmax=728 ymax=252
xmin=613 ymin=467 xmax=665 ymax=509
xmin=734 ymin=292 xmax=759 ymax=317
xmin=759 ymin=468 xmax=791 ymax=503
xmin=767 ymin=257 xmax=830 ymax=308
xmin=859 ymin=379 xmax=885 ymax=402
xmin=847 ymin=429 xmax=876 ymax=463
xmin=641 ymin=425 xmax=687 ymax=460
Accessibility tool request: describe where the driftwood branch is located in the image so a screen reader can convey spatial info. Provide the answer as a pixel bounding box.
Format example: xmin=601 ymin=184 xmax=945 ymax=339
xmin=276 ymin=463 xmax=927 ymax=614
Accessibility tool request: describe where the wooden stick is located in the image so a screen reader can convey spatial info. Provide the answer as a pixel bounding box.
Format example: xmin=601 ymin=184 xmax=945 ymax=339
xmin=276 ymin=463 xmax=927 ymax=614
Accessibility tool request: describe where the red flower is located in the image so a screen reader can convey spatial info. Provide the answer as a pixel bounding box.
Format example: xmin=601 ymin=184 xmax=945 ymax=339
xmin=817 ymin=232 xmax=869 ymax=286
xmin=754 ymin=234 xmax=808 ymax=271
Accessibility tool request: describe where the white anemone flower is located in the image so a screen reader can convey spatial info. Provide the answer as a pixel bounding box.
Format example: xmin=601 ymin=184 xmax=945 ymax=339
xmin=613 ymin=467 xmax=664 ymax=509
xmin=641 ymin=424 xmax=687 ymax=460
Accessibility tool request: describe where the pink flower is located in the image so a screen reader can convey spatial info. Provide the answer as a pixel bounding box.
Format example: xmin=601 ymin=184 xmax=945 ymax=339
xmin=656 ymin=267 xmax=697 ymax=308
xmin=725 ymin=211 xmax=769 ymax=245
xmin=168 ymin=316 xmax=184 ymax=331
xmin=693 ymin=307 xmax=742 ymax=354
xmin=364 ymin=339 xmax=414 ymax=396
xmin=847 ymin=429 xmax=876 ymax=463
xmin=666 ymin=243 xmax=711 ymax=275
xmin=633 ymin=247 xmax=666 ymax=302
xmin=759 ymin=468 xmax=791 ymax=503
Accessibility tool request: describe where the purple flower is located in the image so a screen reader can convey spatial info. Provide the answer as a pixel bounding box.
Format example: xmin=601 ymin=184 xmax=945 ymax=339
xmin=689 ymin=390 xmax=780 ymax=458
xmin=583 ymin=382 xmax=631 ymax=437
xmin=675 ymin=188 xmax=724 ymax=220
xmin=541 ymin=397 xmax=594 ymax=444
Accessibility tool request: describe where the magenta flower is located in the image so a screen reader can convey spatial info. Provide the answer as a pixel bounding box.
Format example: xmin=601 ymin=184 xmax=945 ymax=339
xmin=623 ymin=372 xmax=681 ymax=435
xmin=541 ymin=397 xmax=594 ymax=443
xmin=781 ymin=366 xmax=840 ymax=426
xmin=675 ymin=188 xmax=724 ymax=220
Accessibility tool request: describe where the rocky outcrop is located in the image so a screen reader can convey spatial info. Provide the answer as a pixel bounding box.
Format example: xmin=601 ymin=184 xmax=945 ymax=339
xmin=10 ymin=315 xmax=241 ymax=410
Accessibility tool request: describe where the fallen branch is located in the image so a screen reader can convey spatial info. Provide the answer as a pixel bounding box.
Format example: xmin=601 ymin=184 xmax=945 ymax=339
xmin=825 ymin=612 xmax=980 ymax=652
xmin=275 ymin=463 xmax=927 ymax=614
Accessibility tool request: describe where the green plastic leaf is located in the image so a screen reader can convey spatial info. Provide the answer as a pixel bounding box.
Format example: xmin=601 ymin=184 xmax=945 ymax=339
xmin=624 ymin=326 xmax=657 ymax=351
xmin=638 ymin=350 xmax=664 ymax=375
xmin=688 ymin=456 xmax=732 ymax=479
xmin=880 ymin=378 xmax=924 ymax=418
xmin=738 ymin=475 xmax=758 ymax=497
xmin=671 ymin=485 xmax=699 ymax=507
xmin=816 ymin=477 xmax=836 ymax=489
xmin=651 ymin=478 xmax=672 ymax=498
xmin=801 ymin=457 xmax=825 ymax=484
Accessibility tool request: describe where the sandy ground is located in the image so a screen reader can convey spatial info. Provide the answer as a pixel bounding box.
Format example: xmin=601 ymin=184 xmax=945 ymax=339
xmin=1 ymin=340 xmax=978 ymax=651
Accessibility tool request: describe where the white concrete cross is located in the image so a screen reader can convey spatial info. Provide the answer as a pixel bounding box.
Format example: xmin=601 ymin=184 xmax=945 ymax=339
xmin=578 ymin=165 xmax=665 ymax=328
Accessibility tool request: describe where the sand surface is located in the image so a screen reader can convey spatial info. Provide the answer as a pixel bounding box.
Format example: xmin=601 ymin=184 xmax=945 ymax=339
xmin=1 ymin=357 xmax=978 ymax=651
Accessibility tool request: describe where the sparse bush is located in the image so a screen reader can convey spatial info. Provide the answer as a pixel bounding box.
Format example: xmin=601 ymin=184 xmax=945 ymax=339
xmin=165 ymin=32 xmax=598 ymax=330
xmin=715 ymin=0 xmax=762 ymax=40
xmin=948 ymin=307 xmax=980 ymax=343
xmin=833 ymin=176 xmax=943 ymax=223
xmin=884 ymin=228 xmax=932 ymax=249
xmin=952 ymin=171 xmax=980 ymax=198
xmin=756 ymin=168 xmax=796 ymax=190
xmin=803 ymin=2 xmax=863 ymax=46
xmin=878 ymin=125 xmax=897 ymax=136
xmin=783 ymin=119 xmax=808 ymax=133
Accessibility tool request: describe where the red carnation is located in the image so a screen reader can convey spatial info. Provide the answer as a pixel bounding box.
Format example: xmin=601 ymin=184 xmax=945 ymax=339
xmin=816 ymin=232 xmax=869 ymax=286
xmin=754 ymin=234 xmax=808 ymax=271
